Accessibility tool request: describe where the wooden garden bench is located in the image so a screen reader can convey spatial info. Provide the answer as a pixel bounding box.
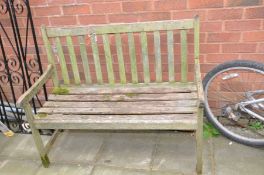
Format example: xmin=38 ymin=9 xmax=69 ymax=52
xmin=17 ymin=16 xmax=204 ymax=174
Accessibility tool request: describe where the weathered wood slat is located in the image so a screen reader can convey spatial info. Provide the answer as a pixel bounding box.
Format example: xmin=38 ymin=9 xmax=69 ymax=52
xmin=48 ymin=92 xmax=197 ymax=102
xmin=43 ymin=100 xmax=197 ymax=108
xmin=34 ymin=114 xmax=197 ymax=130
xmin=66 ymin=36 xmax=81 ymax=84
xmin=194 ymin=16 xmax=199 ymax=60
xmin=102 ymin=34 xmax=115 ymax=84
xmin=38 ymin=106 xmax=196 ymax=115
xmin=64 ymin=83 xmax=197 ymax=94
xmin=128 ymin=33 xmax=138 ymax=83
xmin=41 ymin=26 xmax=59 ymax=87
xmin=46 ymin=19 xmax=194 ymax=37
xmin=140 ymin=32 xmax=150 ymax=83
xmin=180 ymin=30 xmax=188 ymax=83
xmin=154 ymin=31 xmax=162 ymax=82
xmin=167 ymin=30 xmax=175 ymax=82
xmin=55 ymin=37 xmax=70 ymax=84
xmin=78 ymin=35 xmax=92 ymax=84
xmin=115 ymin=33 xmax=126 ymax=84
xmin=91 ymin=34 xmax=103 ymax=84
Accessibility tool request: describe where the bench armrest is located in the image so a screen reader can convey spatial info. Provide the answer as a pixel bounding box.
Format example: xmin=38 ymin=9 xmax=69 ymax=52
xmin=194 ymin=59 xmax=205 ymax=108
xmin=17 ymin=64 xmax=54 ymax=107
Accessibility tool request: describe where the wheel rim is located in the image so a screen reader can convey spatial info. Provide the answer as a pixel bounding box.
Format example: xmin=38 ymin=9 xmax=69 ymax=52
xmin=205 ymin=66 xmax=264 ymax=144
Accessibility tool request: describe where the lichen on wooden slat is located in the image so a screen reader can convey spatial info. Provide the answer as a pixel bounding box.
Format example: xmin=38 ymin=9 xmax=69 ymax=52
xmin=52 ymin=87 xmax=69 ymax=95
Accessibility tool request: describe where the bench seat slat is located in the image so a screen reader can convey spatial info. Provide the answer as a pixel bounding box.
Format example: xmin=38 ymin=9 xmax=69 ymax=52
xmin=34 ymin=114 xmax=197 ymax=130
xmin=63 ymin=82 xmax=197 ymax=95
xmin=43 ymin=100 xmax=197 ymax=108
xmin=48 ymin=92 xmax=197 ymax=102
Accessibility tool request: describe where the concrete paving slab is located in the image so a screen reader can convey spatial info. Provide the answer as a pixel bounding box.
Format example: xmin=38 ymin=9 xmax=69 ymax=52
xmin=91 ymin=165 xmax=149 ymax=175
xmin=0 ymin=134 xmax=50 ymax=160
xmin=0 ymin=159 xmax=40 ymax=175
xmin=97 ymin=132 xmax=156 ymax=170
xmin=213 ymin=137 xmax=264 ymax=175
xmin=35 ymin=163 xmax=93 ymax=175
xmin=49 ymin=130 xmax=105 ymax=164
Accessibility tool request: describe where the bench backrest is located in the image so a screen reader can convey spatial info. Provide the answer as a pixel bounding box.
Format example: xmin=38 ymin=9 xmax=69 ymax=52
xmin=41 ymin=17 xmax=199 ymax=87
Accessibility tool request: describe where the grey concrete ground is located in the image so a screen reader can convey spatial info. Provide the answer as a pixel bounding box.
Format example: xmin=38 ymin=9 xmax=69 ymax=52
xmin=0 ymin=130 xmax=263 ymax=175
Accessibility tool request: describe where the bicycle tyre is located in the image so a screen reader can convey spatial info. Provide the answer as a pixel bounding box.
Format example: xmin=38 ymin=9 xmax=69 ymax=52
xmin=203 ymin=60 xmax=264 ymax=147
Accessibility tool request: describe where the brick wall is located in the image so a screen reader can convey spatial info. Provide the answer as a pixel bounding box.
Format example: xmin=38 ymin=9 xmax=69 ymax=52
xmin=1 ymin=0 xmax=264 ymax=94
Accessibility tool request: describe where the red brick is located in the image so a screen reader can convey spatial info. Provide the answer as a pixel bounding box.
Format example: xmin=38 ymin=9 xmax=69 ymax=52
xmin=222 ymin=43 xmax=256 ymax=53
xmin=189 ymin=0 xmax=223 ymax=9
xmin=30 ymin=0 xmax=47 ymax=6
xmin=206 ymin=54 xmax=239 ymax=63
xmin=243 ymin=31 xmax=264 ymax=42
xmin=108 ymin=14 xmax=138 ymax=23
xmin=208 ymin=9 xmax=243 ymax=20
xmin=138 ymin=12 xmax=171 ymax=22
xmin=123 ymin=1 xmax=153 ymax=12
xmin=201 ymin=22 xmax=222 ymax=32
xmin=225 ymin=20 xmax=261 ymax=31
xmin=92 ymin=2 xmax=121 ymax=14
xmin=78 ymin=15 xmax=107 ymax=24
xmin=172 ymin=10 xmax=206 ymax=21
xmin=200 ymin=44 xmax=220 ymax=53
xmin=32 ymin=17 xmax=50 ymax=26
xmin=47 ymin=0 xmax=75 ymax=5
xmin=49 ymin=16 xmax=77 ymax=26
xmin=207 ymin=33 xmax=241 ymax=43
xmin=239 ymin=54 xmax=264 ymax=62
xmin=154 ymin=0 xmax=186 ymax=11
xmin=257 ymin=43 xmax=264 ymax=53
xmin=34 ymin=6 xmax=61 ymax=16
xmin=245 ymin=7 xmax=264 ymax=19
xmin=225 ymin=0 xmax=261 ymax=7
xmin=63 ymin=5 xmax=90 ymax=15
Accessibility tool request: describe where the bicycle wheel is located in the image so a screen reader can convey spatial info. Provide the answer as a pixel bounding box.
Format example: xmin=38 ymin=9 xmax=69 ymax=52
xmin=203 ymin=60 xmax=264 ymax=147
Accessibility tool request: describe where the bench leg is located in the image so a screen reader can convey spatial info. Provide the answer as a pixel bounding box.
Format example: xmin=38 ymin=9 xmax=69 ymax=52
xmin=196 ymin=107 xmax=203 ymax=175
xmin=23 ymin=104 xmax=50 ymax=168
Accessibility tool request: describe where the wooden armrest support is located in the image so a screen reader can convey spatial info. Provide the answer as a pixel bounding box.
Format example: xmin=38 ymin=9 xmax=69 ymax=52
xmin=17 ymin=64 xmax=54 ymax=107
xmin=194 ymin=59 xmax=205 ymax=108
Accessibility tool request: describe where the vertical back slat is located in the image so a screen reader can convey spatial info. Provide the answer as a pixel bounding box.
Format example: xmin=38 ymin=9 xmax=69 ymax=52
xmin=91 ymin=34 xmax=103 ymax=84
xmin=194 ymin=16 xmax=200 ymax=60
xmin=167 ymin=30 xmax=174 ymax=82
xmin=140 ymin=32 xmax=150 ymax=83
xmin=154 ymin=31 xmax=162 ymax=82
xmin=78 ymin=35 xmax=92 ymax=84
xmin=41 ymin=26 xmax=59 ymax=87
xmin=55 ymin=37 xmax=70 ymax=85
xmin=180 ymin=30 xmax=188 ymax=82
xmin=128 ymin=33 xmax=138 ymax=83
xmin=115 ymin=33 xmax=126 ymax=84
xmin=102 ymin=34 xmax=115 ymax=84
xmin=66 ymin=36 xmax=81 ymax=84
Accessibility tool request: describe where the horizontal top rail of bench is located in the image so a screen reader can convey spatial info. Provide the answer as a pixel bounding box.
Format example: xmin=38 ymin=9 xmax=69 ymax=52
xmin=45 ymin=19 xmax=194 ymax=37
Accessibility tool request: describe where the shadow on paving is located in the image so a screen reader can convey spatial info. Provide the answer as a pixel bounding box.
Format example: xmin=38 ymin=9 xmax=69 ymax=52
xmin=0 ymin=130 xmax=263 ymax=175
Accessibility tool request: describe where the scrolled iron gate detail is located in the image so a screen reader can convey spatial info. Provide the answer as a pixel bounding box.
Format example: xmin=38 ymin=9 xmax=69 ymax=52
xmin=0 ymin=0 xmax=47 ymax=133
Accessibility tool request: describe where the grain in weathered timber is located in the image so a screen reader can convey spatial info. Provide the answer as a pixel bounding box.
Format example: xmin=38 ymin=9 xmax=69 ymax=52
xmin=38 ymin=106 xmax=196 ymax=115
xmin=48 ymin=92 xmax=197 ymax=102
xmin=34 ymin=114 xmax=197 ymax=130
xmin=46 ymin=19 xmax=194 ymax=37
xmin=78 ymin=35 xmax=92 ymax=84
xmin=167 ymin=30 xmax=174 ymax=82
xmin=140 ymin=32 xmax=150 ymax=83
xmin=43 ymin=100 xmax=197 ymax=108
xmin=180 ymin=30 xmax=188 ymax=83
xmin=55 ymin=37 xmax=70 ymax=84
xmin=65 ymin=83 xmax=197 ymax=94
xmin=154 ymin=31 xmax=162 ymax=82
xmin=91 ymin=34 xmax=103 ymax=84
xmin=115 ymin=33 xmax=126 ymax=84
xmin=102 ymin=34 xmax=115 ymax=84
xmin=128 ymin=33 xmax=138 ymax=83
xmin=66 ymin=36 xmax=81 ymax=84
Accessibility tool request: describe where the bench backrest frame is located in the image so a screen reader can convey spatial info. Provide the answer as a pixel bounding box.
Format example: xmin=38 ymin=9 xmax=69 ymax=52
xmin=41 ymin=17 xmax=199 ymax=87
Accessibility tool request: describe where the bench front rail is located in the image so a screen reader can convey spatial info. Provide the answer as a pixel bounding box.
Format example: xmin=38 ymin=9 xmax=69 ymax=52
xmin=17 ymin=16 xmax=204 ymax=174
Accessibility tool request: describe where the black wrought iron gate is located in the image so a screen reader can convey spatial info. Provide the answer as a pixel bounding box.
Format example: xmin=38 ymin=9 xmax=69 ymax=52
xmin=0 ymin=0 xmax=47 ymax=133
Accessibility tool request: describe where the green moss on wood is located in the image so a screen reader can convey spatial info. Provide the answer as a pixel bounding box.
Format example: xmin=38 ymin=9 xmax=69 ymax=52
xmin=125 ymin=93 xmax=138 ymax=98
xmin=41 ymin=154 xmax=50 ymax=168
xmin=36 ymin=113 xmax=48 ymax=118
xmin=52 ymin=87 xmax=69 ymax=95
